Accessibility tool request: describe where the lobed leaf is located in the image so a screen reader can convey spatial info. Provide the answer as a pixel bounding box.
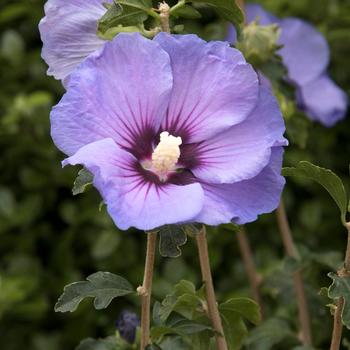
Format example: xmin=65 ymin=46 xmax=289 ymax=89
xmin=219 ymin=298 xmax=261 ymax=350
xmin=171 ymin=5 xmax=202 ymax=19
xmin=245 ymin=318 xmax=293 ymax=349
xmin=72 ymin=168 xmax=93 ymax=195
xmin=282 ymin=161 xmax=348 ymax=224
xmin=328 ymin=272 xmax=350 ymax=329
xmin=219 ymin=298 xmax=261 ymax=326
xmin=189 ymin=0 xmax=244 ymax=35
xmin=158 ymin=225 xmax=187 ymax=258
xmin=98 ymin=0 xmax=153 ymax=35
xmin=75 ymin=337 xmax=118 ymax=350
xmin=55 ymin=271 xmax=134 ymax=313
xmin=145 ymin=345 xmax=162 ymax=350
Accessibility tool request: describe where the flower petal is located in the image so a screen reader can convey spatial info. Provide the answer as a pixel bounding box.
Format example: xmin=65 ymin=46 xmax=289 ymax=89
xmin=298 ymin=74 xmax=348 ymax=127
xmin=39 ymin=0 xmax=110 ymax=81
xmin=154 ymin=33 xmax=259 ymax=143
xmin=185 ymin=87 xmax=287 ymax=184
xmin=279 ymin=18 xmax=329 ymax=85
xmin=64 ymin=138 xmax=205 ymax=231
xmin=51 ymin=33 xmax=173 ymax=157
xmin=194 ymin=147 xmax=285 ymax=225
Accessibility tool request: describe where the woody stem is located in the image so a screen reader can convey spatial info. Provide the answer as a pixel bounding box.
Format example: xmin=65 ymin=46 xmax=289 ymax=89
xmin=196 ymin=227 xmax=229 ymax=350
xmin=139 ymin=232 xmax=157 ymax=350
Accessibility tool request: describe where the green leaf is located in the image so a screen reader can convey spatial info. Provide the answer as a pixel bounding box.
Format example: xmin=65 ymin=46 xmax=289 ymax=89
xmin=157 ymin=280 xmax=205 ymax=322
xmin=158 ymin=225 xmax=187 ymax=258
xmin=151 ymin=319 xmax=211 ymax=343
xmin=174 ymin=280 xmax=196 ymax=296
xmin=181 ymin=223 xmax=202 ymax=236
xmin=219 ymin=298 xmax=261 ymax=350
xmin=219 ymin=298 xmax=261 ymax=326
xmin=75 ymin=337 xmax=118 ymax=350
xmin=221 ymin=312 xmax=247 ymax=350
xmin=283 ymin=256 xmax=303 ymax=274
xmin=282 ymin=161 xmax=348 ymax=224
xmin=171 ymin=5 xmax=202 ymax=19
xmin=55 ymin=272 xmax=134 ymax=312
xmin=98 ymin=1 xmax=123 ymax=33
xmin=285 ymin=113 xmax=310 ymax=148
xmin=328 ymin=272 xmax=350 ymax=329
xmin=245 ymin=318 xmax=293 ymax=349
xmin=190 ymin=0 xmax=244 ymax=34
xmin=145 ymin=345 xmax=162 ymax=350
xmin=98 ymin=0 xmax=154 ymax=35
xmin=72 ymin=168 xmax=93 ymax=195
xmin=0 ymin=187 xmax=15 ymax=218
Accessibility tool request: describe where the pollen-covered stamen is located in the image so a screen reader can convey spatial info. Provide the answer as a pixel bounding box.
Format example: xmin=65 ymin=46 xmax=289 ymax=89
xmin=151 ymin=131 xmax=182 ymax=179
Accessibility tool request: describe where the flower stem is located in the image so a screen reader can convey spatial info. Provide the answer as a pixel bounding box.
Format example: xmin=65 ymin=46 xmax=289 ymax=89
xmin=236 ymin=0 xmax=245 ymax=12
xmin=159 ymin=2 xmax=170 ymax=33
xmin=276 ymin=201 xmax=312 ymax=346
xmin=196 ymin=227 xmax=229 ymax=350
xmin=330 ymin=223 xmax=350 ymax=350
xmin=138 ymin=232 xmax=157 ymax=350
xmin=236 ymin=228 xmax=263 ymax=316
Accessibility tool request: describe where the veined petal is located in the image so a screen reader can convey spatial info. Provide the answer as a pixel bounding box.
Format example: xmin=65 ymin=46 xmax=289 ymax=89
xmin=184 ymin=87 xmax=287 ymax=184
xmin=154 ymin=33 xmax=259 ymax=143
xmin=51 ymin=33 xmax=173 ymax=157
xmin=64 ymin=138 xmax=204 ymax=231
xmin=62 ymin=138 xmax=127 ymax=184
xmin=39 ymin=0 xmax=110 ymax=80
xmin=298 ymin=74 xmax=348 ymax=127
xmin=279 ymin=18 xmax=329 ymax=85
xmin=194 ymin=147 xmax=285 ymax=226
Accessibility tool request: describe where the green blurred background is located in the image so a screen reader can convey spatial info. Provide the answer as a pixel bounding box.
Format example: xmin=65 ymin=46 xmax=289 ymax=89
xmin=0 ymin=0 xmax=350 ymax=349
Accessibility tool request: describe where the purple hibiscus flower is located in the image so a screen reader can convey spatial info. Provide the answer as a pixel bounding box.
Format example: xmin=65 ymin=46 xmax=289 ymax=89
xmin=227 ymin=4 xmax=348 ymax=127
xmin=51 ymin=33 xmax=287 ymax=231
xmin=39 ymin=0 xmax=111 ymax=81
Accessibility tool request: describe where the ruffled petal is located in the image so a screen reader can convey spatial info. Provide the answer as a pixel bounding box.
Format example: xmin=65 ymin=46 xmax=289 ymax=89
xmin=154 ymin=33 xmax=259 ymax=143
xmin=39 ymin=0 xmax=110 ymax=80
xmin=279 ymin=18 xmax=329 ymax=85
xmin=298 ymin=74 xmax=348 ymax=127
xmin=51 ymin=33 xmax=173 ymax=157
xmin=194 ymin=147 xmax=285 ymax=225
xmin=185 ymin=87 xmax=287 ymax=184
xmin=64 ymin=138 xmax=204 ymax=231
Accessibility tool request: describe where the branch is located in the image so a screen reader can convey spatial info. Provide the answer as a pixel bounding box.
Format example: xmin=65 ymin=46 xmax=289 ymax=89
xmin=236 ymin=228 xmax=263 ymax=316
xmin=196 ymin=227 xmax=229 ymax=350
xmin=159 ymin=2 xmax=170 ymax=33
xmin=138 ymin=232 xmax=157 ymax=349
xmin=276 ymin=201 xmax=313 ymax=346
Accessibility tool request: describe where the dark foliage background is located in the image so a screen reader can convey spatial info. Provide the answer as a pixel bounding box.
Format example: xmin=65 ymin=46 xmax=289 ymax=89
xmin=0 ymin=0 xmax=349 ymax=349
